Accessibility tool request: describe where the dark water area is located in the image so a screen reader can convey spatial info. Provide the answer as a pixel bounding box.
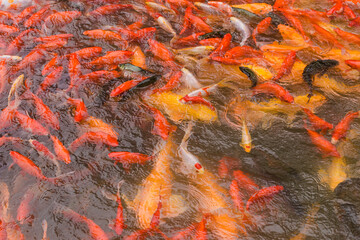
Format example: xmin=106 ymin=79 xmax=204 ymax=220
xmin=0 ymin=0 xmax=360 ymax=239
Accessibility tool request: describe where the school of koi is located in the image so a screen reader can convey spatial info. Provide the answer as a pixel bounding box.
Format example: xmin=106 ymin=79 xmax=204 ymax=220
xmin=0 ymin=0 xmax=360 ymax=239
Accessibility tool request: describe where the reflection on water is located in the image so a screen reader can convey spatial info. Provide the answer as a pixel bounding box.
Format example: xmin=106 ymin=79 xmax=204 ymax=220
xmin=0 ymin=0 xmax=360 ymax=239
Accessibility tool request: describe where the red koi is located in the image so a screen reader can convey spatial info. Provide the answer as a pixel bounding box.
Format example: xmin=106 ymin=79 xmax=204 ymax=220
xmin=224 ymin=46 xmax=262 ymax=59
xmin=343 ymin=5 xmax=357 ymax=20
xmin=184 ymin=7 xmax=212 ymax=33
xmin=24 ymin=6 xmax=53 ymax=28
xmin=110 ymin=182 xmax=126 ymax=235
xmin=331 ymin=111 xmax=359 ymax=144
xmin=9 ymin=151 xmax=53 ymax=182
xmin=165 ymin=0 xmax=197 ymax=10
xmin=229 ymin=180 xmax=244 ymax=213
xmin=252 ymin=17 xmax=272 ymax=45
xmin=209 ymin=33 xmax=232 ymax=58
xmin=68 ymin=131 xmax=119 ymax=152
xmin=0 ymin=24 xmax=18 ymax=34
xmin=35 ymin=39 xmax=68 ymax=51
xmin=274 ymin=0 xmax=294 ymax=10
xmin=218 ymin=157 xmax=229 ymax=179
xmin=88 ymin=4 xmax=133 ymax=18
xmin=302 ymin=108 xmax=333 ymax=132
xmin=83 ymin=29 xmax=128 ymax=48
xmin=345 ymin=59 xmax=360 ymax=69
xmin=67 ymin=53 xmax=81 ymax=92
xmin=208 ymin=1 xmax=232 ymax=16
xmin=199 ymin=37 xmax=222 ymax=47
xmin=51 ymin=135 xmax=71 ymax=164
xmin=55 ymin=204 xmax=109 ymax=240
xmin=110 ymin=78 xmax=144 ymax=97
xmin=305 ymin=126 xmax=340 ymax=157
xmin=15 ymin=49 xmax=47 ymax=72
xmin=148 ymin=105 xmax=175 ymax=140
xmin=281 ymin=11 xmax=311 ymax=43
xmin=273 ymin=50 xmax=297 ymax=81
xmin=193 ymin=216 xmax=207 ymax=240
xmin=108 ymin=152 xmax=153 ymax=168
xmin=67 ymin=97 xmax=88 ymax=122
xmin=15 ymin=111 xmax=49 ymax=136
xmin=38 ymin=66 xmax=63 ymax=93
xmin=0 ymin=11 xmax=15 ymax=25
xmin=312 ymin=23 xmax=345 ymax=49
xmin=150 ymin=196 xmax=162 ymax=229
xmin=89 ymin=51 xmax=133 ymax=66
xmin=327 ymin=0 xmax=343 ymax=16
xmin=0 ymin=136 xmax=22 ymax=147
xmin=16 ymin=5 xmax=37 ymax=24
xmin=35 ymin=34 xmax=73 ymax=43
xmin=78 ymin=70 xmax=121 ymax=86
xmin=26 ymin=90 xmax=60 ymax=130
xmin=109 ymin=27 xmax=138 ymax=42
xmin=334 ymin=28 xmax=360 ymax=45
xmin=72 ymin=47 xmax=102 ymax=60
xmin=0 ymin=104 xmax=17 ymax=131
xmin=233 ymin=170 xmax=259 ymax=193
xmin=246 ymin=185 xmax=284 ymax=211
xmin=5 ymin=29 xmax=41 ymax=55
xmin=29 ymin=139 xmax=57 ymax=163
xmin=253 ymin=82 xmax=294 ymax=103
xmin=153 ymin=71 xmax=182 ymax=93
xmin=43 ymin=11 xmax=81 ymax=29
xmin=134 ymin=27 xmax=157 ymax=43
xmin=349 ymin=17 xmax=360 ymax=27
xmin=179 ymin=95 xmax=215 ymax=110
xmin=17 ymin=191 xmax=34 ymax=224
xmin=147 ymin=39 xmax=174 ymax=62
xmin=42 ymin=54 xmax=62 ymax=76
xmin=172 ymin=32 xmax=205 ymax=47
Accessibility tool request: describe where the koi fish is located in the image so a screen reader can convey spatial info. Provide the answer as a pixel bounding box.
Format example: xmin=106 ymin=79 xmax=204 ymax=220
xmin=80 ymin=116 xmax=118 ymax=139
xmin=42 ymin=11 xmax=81 ymax=30
xmin=35 ymin=34 xmax=74 ymax=43
xmin=88 ymin=4 xmax=133 ymax=19
xmin=345 ymin=59 xmax=360 ymax=69
xmin=273 ymin=50 xmax=297 ymax=81
xmin=147 ymin=39 xmax=174 ymax=62
xmin=178 ymin=122 xmax=204 ymax=175
xmin=153 ymin=71 xmax=182 ymax=93
xmin=183 ymin=7 xmax=212 ymax=33
xmin=252 ymin=17 xmax=272 ymax=45
xmin=8 ymin=74 xmax=24 ymax=105
xmin=38 ymin=66 xmax=63 ymax=93
xmin=108 ymin=152 xmax=153 ymax=169
xmin=9 ymin=151 xmax=54 ymax=183
xmin=224 ymin=46 xmax=263 ymax=59
xmin=302 ymin=108 xmax=333 ymax=132
xmin=240 ymin=120 xmax=252 ymax=153
xmin=331 ymin=111 xmax=359 ymax=144
xmin=193 ymin=215 xmax=207 ymax=240
xmin=305 ymin=126 xmax=340 ymax=158
xmin=42 ymin=54 xmax=62 ymax=76
xmin=233 ymin=170 xmax=259 ymax=193
xmin=67 ymin=97 xmax=88 ymax=122
xmin=29 ymin=139 xmax=61 ymax=176
xmin=51 ymin=135 xmax=71 ymax=164
xmin=0 ymin=24 xmax=19 ymax=34
xmin=17 ymin=190 xmax=34 ymax=224
xmin=83 ymin=29 xmax=128 ymax=48
xmin=179 ymin=95 xmax=215 ymax=110
xmin=110 ymin=78 xmax=144 ymax=98
xmin=89 ymin=51 xmax=133 ymax=66
xmin=147 ymin=104 xmax=175 ymax=140
xmin=246 ymin=185 xmax=284 ymax=211
xmin=68 ymin=131 xmax=119 ymax=152
xmin=16 ymin=6 xmax=37 ymax=25
xmin=229 ymin=180 xmax=244 ymax=213
xmin=54 ymin=203 xmax=109 ymax=240
xmin=15 ymin=111 xmax=49 ymax=136
xmin=210 ymin=33 xmax=232 ymax=58
xmin=24 ymin=6 xmax=52 ymax=28
xmin=5 ymin=28 xmax=41 ymax=55
xmin=253 ymin=82 xmax=294 ymax=103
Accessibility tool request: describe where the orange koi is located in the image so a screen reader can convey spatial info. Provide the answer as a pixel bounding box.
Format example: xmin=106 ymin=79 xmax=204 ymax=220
xmin=38 ymin=66 xmax=63 ymax=93
xmin=218 ymin=157 xmax=229 ymax=179
xmin=246 ymin=185 xmax=284 ymax=211
xmin=199 ymin=37 xmax=222 ymax=47
xmin=153 ymin=71 xmax=182 ymax=93
xmin=110 ymin=182 xmax=126 ymax=235
xmin=134 ymin=27 xmax=157 ymax=43
xmin=229 ymin=180 xmax=244 ymax=213
xmin=17 ymin=191 xmax=34 ymax=224
xmin=54 ymin=203 xmax=109 ymax=240
xmin=67 ymin=97 xmax=88 ymax=122
xmin=252 ymin=17 xmax=272 ymax=45
xmin=131 ymin=45 xmax=146 ymax=69
xmin=0 ymin=24 xmax=19 ymax=34
xmin=0 ymin=11 xmax=15 ymax=25
xmin=209 ymin=33 xmax=232 ymax=58
xmin=165 ymin=0 xmax=197 ymax=10
xmin=179 ymin=95 xmax=215 ymax=110
xmin=89 ymin=50 xmax=133 ymax=66
xmin=67 ymin=53 xmax=81 ymax=92
xmin=312 ymin=23 xmax=344 ymax=49
xmin=29 ymin=139 xmax=57 ymax=163
xmin=9 ymin=151 xmax=53 ymax=182
xmin=281 ymin=11 xmax=311 ymax=43
xmin=233 ymin=170 xmax=259 ymax=193
xmin=302 ymin=108 xmax=333 ymax=132
xmin=331 ymin=111 xmax=359 ymax=144
xmin=83 ymin=29 xmax=128 ymax=48
xmin=43 ymin=11 xmax=81 ymax=29
xmin=305 ymin=126 xmax=340 ymax=157
xmin=343 ymin=5 xmax=357 ymax=20
xmin=193 ymin=216 xmax=207 ymax=240
xmin=0 ymin=135 xmax=22 ymax=147
xmin=16 ymin=5 xmax=37 ymax=24
xmin=35 ymin=39 xmax=68 ymax=51
xmin=147 ymin=39 xmax=174 ymax=62
xmin=273 ymin=50 xmax=297 ymax=81
xmin=184 ymin=7 xmax=212 ymax=33
xmin=51 ymin=135 xmax=71 ymax=164
xmin=110 ymin=78 xmax=144 ymax=97
xmin=0 ymin=104 xmax=17 ymax=131
xmin=253 ymin=82 xmax=294 ymax=103
xmin=79 ymin=70 xmax=121 ymax=86
xmin=15 ymin=49 xmax=47 ymax=72
xmin=345 ymin=59 xmax=360 ymax=69
xmin=15 ymin=111 xmax=49 ymax=136
xmin=35 ymin=34 xmax=74 ymax=43
xmin=72 ymin=47 xmax=102 ymax=60
xmin=349 ymin=16 xmax=360 ymax=27
xmin=26 ymin=90 xmax=60 ymax=130
xmin=108 ymin=152 xmax=153 ymax=168
xmin=68 ymin=131 xmax=119 ymax=152
xmin=224 ymin=46 xmax=262 ymax=59
xmin=88 ymin=4 xmax=133 ymax=18
xmin=24 ymin=5 xmax=52 ymax=28
xmin=273 ymin=0 xmax=294 ymax=10
xmin=42 ymin=54 xmax=62 ymax=76
xmin=148 ymin=105 xmax=175 ymax=140
xmin=5 ymin=29 xmax=41 ymax=55
xmin=172 ymin=32 xmax=205 ymax=47
xmin=327 ymin=0 xmax=343 ymax=16
xmin=334 ymin=28 xmax=360 ymax=45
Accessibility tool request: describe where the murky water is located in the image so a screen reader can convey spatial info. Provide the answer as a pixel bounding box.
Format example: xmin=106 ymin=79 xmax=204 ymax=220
xmin=1 ymin=0 xmax=360 ymax=239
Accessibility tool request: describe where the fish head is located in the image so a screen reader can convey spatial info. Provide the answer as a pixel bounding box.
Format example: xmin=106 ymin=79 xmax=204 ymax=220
xmin=195 ymin=162 xmax=204 ymax=174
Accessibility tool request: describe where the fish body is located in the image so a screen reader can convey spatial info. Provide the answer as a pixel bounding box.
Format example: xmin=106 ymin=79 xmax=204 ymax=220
xmin=108 ymin=152 xmax=152 ymax=168
xmin=302 ymin=108 xmax=333 ymax=132
xmin=67 ymin=98 xmax=88 ymax=122
xmin=51 ymin=135 xmax=71 ymax=164
xmin=246 ymin=185 xmax=284 ymax=211
xmin=253 ymin=82 xmax=294 ymax=103
xmin=331 ymin=111 xmax=359 ymax=144
xmin=68 ymin=131 xmax=118 ymax=151
xmin=179 ymin=95 xmax=215 ymax=110
xmin=15 ymin=111 xmax=49 ymax=136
